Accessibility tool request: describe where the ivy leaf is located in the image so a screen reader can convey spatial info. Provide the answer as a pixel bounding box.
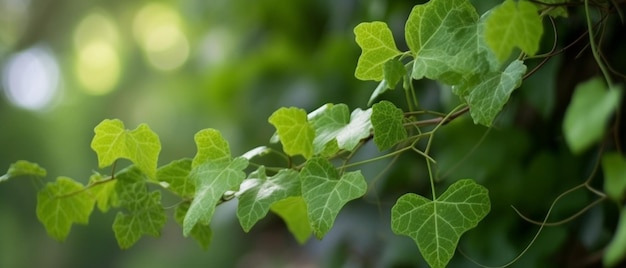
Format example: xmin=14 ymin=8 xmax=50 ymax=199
xmin=192 ymin=129 xmax=231 ymax=167
xmin=236 ymin=167 xmax=300 ymax=232
xmin=391 ymin=179 xmax=490 ymax=268
xmin=534 ymin=0 xmax=568 ymax=18
xmin=485 ymin=0 xmax=543 ymax=62
xmin=90 ymin=119 xmax=161 ymax=179
xmin=183 ymin=157 xmax=248 ymax=236
xmin=36 ymin=177 xmax=95 ymax=242
xmin=368 ymin=59 xmax=407 ymax=105
xmin=464 ymin=60 xmax=527 ymax=126
xmin=88 ymin=173 xmax=118 ymax=212
xmin=1 ymin=160 xmax=47 ymax=182
xmin=157 ymin=158 xmax=194 ymax=198
xmin=405 ymin=0 xmax=490 ymax=84
xmin=602 ymin=153 xmax=626 ymax=202
xmin=241 ymin=146 xmax=271 ymax=160
xmin=563 ymin=78 xmax=622 ymax=154
xmin=354 ymin=21 xmax=402 ymax=81
xmin=300 ymin=158 xmax=367 ymax=238
xmin=371 ymin=100 xmax=407 ymax=151
xmin=310 ymin=104 xmax=373 ymax=154
xmin=112 ymin=167 xmax=166 ymax=249
xmin=270 ymin=196 xmax=312 ymax=244
xmin=269 ymin=107 xmax=315 ymax=159
xmin=175 ymin=202 xmax=212 ymax=250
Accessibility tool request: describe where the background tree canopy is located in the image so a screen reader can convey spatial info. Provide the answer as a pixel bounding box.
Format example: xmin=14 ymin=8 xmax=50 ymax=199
xmin=0 ymin=0 xmax=625 ymax=267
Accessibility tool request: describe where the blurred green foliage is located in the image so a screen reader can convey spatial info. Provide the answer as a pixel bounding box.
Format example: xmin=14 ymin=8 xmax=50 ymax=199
xmin=0 ymin=0 xmax=624 ymax=267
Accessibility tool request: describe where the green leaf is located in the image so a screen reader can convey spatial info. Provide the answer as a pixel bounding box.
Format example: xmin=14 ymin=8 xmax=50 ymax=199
xmin=1 ymin=160 xmax=47 ymax=182
xmin=300 ymin=158 xmax=367 ymax=238
xmin=183 ymin=157 xmax=248 ymax=236
xmin=464 ymin=60 xmax=527 ymax=126
xmin=112 ymin=169 xmax=166 ymax=249
xmin=90 ymin=119 xmax=161 ymax=179
xmin=236 ymin=167 xmax=300 ymax=232
xmin=310 ymin=104 xmax=373 ymax=154
xmin=192 ymin=129 xmax=231 ymax=167
xmin=391 ymin=179 xmax=490 ymax=268
xmin=270 ymin=196 xmax=312 ymax=244
xmin=241 ymin=146 xmax=272 ymax=160
xmin=485 ymin=0 xmax=543 ymax=62
xmin=354 ymin=21 xmax=402 ymax=81
xmin=88 ymin=173 xmax=118 ymax=212
xmin=405 ymin=0 xmax=491 ymax=84
xmin=605 ymin=207 xmax=626 ymax=267
xmin=157 ymin=158 xmax=194 ymax=198
xmin=534 ymin=0 xmax=568 ymax=18
xmin=175 ymin=202 xmax=212 ymax=250
xmin=269 ymin=107 xmax=315 ymax=159
xmin=368 ymin=58 xmax=407 ymax=105
xmin=563 ymin=78 xmax=622 ymax=154
xmin=36 ymin=177 xmax=95 ymax=241
xmin=602 ymin=153 xmax=626 ymax=202
xmin=371 ymin=100 xmax=407 ymax=151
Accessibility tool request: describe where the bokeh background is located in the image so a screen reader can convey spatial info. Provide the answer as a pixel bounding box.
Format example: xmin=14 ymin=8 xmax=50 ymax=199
xmin=1 ymin=0 xmax=625 ymax=267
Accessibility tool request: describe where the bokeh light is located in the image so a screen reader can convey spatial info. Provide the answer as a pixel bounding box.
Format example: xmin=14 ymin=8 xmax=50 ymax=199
xmin=133 ymin=3 xmax=189 ymax=71
xmin=1 ymin=45 xmax=60 ymax=111
xmin=73 ymin=11 xmax=121 ymax=95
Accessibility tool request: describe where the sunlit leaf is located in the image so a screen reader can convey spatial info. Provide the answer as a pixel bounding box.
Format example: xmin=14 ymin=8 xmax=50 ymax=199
xmin=175 ymin=202 xmax=212 ymax=250
xmin=300 ymin=158 xmax=367 ymax=238
xmin=36 ymin=177 xmax=95 ymax=241
xmin=269 ymin=107 xmax=315 ymax=159
xmin=112 ymin=167 xmax=166 ymax=249
xmin=463 ymin=60 xmax=527 ymax=126
xmin=0 ymin=160 xmax=46 ymax=182
xmin=236 ymin=167 xmax=300 ymax=232
xmin=371 ymin=100 xmax=407 ymax=151
xmin=310 ymin=104 xmax=373 ymax=154
xmin=183 ymin=157 xmax=248 ymax=236
xmin=485 ymin=0 xmax=543 ymax=62
xmin=157 ymin=158 xmax=194 ymax=198
xmin=192 ymin=129 xmax=231 ymax=167
xmin=271 ymin=196 xmax=312 ymax=244
xmin=354 ymin=21 xmax=402 ymax=81
xmin=563 ymin=78 xmax=622 ymax=154
xmin=88 ymin=173 xmax=118 ymax=212
xmin=391 ymin=179 xmax=490 ymax=268
xmin=90 ymin=119 xmax=161 ymax=179
xmin=602 ymin=153 xmax=626 ymax=202
xmin=242 ymin=146 xmax=271 ymax=160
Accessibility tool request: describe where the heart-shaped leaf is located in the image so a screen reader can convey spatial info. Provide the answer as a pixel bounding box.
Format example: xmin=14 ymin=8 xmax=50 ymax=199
xmin=391 ymin=179 xmax=490 ymax=268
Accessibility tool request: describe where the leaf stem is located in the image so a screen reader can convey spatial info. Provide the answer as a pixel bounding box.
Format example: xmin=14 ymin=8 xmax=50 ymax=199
xmin=584 ymin=0 xmax=614 ymax=87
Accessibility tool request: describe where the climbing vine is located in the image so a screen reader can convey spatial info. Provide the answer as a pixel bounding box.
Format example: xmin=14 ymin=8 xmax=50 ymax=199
xmin=1 ymin=0 xmax=625 ymax=267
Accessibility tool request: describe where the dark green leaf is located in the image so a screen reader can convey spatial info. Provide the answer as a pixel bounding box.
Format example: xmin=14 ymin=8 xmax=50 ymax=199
xmin=371 ymin=100 xmax=407 ymax=151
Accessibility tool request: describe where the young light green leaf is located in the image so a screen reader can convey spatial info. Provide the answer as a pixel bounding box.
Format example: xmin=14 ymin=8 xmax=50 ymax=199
xmin=183 ymin=157 xmax=248 ymax=236
xmin=354 ymin=22 xmax=402 ymax=81
xmin=192 ymin=129 xmax=231 ymax=167
xmin=175 ymin=202 xmax=212 ymax=250
xmin=236 ymin=167 xmax=300 ymax=232
xmin=1 ymin=160 xmax=47 ymax=182
xmin=405 ymin=0 xmax=490 ymax=84
xmin=464 ymin=60 xmax=527 ymax=126
xmin=90 ymin=119 xmax=161 ymax=179
xmin=485 ymin=0 xmax=543 ymax=62
xmin=270 ymin=196 xmax=312 ymax=244
xmin=112 ymin=168 xmax=166 ymax=249
xmin=88 ymin=173 xmax=118 ymax=212
xmin=534 ymin=0 xmax=568 ymax=18
xmin=36 ymin=177 xmax=95 ymax=242
xmin=563 ymin=78 xmax=622 ymax=154
xmin=269 ymin=107 xmax=315 ymax=159
xmin=157 ymin=158 xmax=194 ymax=198
xmin=371 ymin=100 xmax=407 ymax=151
xmin=602 ymin=153 xmax=626 ymax=202
xmin=605 ymin=207 xmax=626 ymax=267
xmin=310 ymin=104 xmax=373 ymax=154
xmin=391 ymin=179 xmax=490 ymax=268
xmin=300 ymin=158 xmax=367 ymax=238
